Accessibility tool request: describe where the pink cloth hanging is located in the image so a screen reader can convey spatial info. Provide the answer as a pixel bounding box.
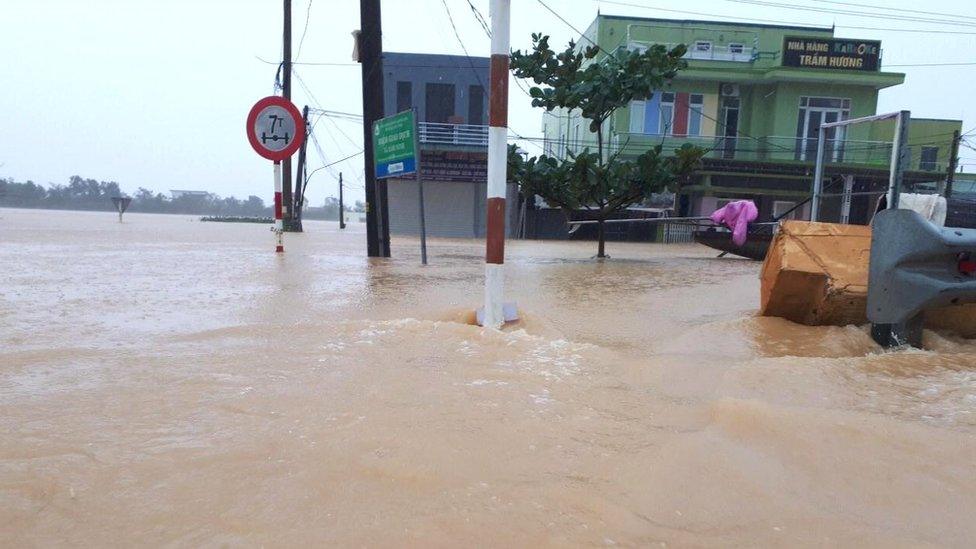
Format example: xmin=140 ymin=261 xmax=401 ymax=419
xmin=709 ymin=200 xmax=759 ymax=246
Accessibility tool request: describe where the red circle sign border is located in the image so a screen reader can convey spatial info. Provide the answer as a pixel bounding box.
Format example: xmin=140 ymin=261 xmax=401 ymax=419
xmin=246 ymin=96 xmax=305 ymax=162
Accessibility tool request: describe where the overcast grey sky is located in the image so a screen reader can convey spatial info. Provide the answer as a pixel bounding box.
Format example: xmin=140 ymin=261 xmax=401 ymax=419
xmin=3 ymin=0 xmax=975 ymax=206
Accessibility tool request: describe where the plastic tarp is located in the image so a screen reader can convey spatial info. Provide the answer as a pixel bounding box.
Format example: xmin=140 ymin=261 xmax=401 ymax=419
xmin=709 ymin=200 xmax=758 ymax=246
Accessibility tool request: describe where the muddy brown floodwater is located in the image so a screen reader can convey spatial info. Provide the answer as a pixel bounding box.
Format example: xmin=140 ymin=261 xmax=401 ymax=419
xmin=1 ymin=208 xmax=975 ymax=547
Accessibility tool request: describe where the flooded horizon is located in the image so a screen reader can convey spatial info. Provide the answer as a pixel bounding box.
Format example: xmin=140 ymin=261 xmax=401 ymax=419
xmin=2 ymin=207 xmax=975 ymax=547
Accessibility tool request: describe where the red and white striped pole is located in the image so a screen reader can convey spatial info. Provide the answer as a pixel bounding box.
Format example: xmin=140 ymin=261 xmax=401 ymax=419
xmin=483 ymin=0 xmax=510 ymax=328
xmin=273 ymin=160 xmax=285 ymax=253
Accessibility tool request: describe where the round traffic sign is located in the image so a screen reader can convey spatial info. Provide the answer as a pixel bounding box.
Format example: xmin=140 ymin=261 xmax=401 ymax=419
xmin=246 ymin=96 xmax=305 ymax=162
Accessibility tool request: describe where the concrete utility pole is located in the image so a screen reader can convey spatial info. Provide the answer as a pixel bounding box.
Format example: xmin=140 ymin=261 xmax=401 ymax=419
xmin=359 ymin=0 xmax=391 ymax=257
xmin=281 ymin=0 xmax=298 ymax=232
xmin=945 ymin=129 xmax=961 ymax=199
xmin=339 ymin=172 xmax=346 ymax=229
xmin=482 ymin=0 xmax=511 ymax=328
xmin=292 ymin=104 xmax=309 ymax=229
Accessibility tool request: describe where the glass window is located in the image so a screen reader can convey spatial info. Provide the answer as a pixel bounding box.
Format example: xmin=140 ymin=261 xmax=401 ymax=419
xmin=424 ymin=83 xmax=455 ymax=123
xmin=468 ymin=85 xmax=485 ymax=125
xmin=920 ymin=146 xmax=939 ymax=171
xmin=660 ymin=92 xmax=675 ymax=135
xmin=808 ymin=97 xmax=844 ymax=109
xmin=630 ymin=100 xmax=645 ymax=133
xmin=773 ymin=200 xmax=797 ymax=220
xmin=688 ymin=94 xmax=704 ymax=136
xmin=396 ymin=81 xmax=412 ymax=113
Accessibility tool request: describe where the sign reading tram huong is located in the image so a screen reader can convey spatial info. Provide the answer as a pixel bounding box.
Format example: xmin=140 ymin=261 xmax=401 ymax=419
xmin=782 ymin=37 xmax=881 ymax=72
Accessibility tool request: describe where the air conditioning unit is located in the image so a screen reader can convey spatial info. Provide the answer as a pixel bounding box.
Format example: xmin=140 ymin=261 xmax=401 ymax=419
xmin=720 ymin=83 xmax=740 ymax=97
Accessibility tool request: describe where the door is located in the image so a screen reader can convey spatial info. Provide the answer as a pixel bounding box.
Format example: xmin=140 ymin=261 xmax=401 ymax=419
xmin=799 ymin=108 xmax=847 ymax=162
xmin=721 ymin=99 xmax=739 ymax=159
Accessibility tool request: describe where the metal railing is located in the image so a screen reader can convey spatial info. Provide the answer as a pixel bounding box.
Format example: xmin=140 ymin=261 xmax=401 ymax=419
xmin=605 ymin=133 xmax=906 ymax=167
xmin=418 ymin=122 xmax=488 ymax=147
xmin=628 ymin=41 xmax=755 ymax=62
xmin=661 ymin=222 xmax=696 ymax=244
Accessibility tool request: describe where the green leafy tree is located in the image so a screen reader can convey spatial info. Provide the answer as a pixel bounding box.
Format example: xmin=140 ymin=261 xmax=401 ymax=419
xmin=510 ymin=34 xmax=704 ymax=257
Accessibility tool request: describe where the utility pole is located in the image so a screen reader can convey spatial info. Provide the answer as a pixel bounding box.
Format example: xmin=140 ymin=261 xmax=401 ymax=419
xmin=945 ymin=129 xmax=961 ymax=199
xmin=338 ymin=172 xmax=346 ymax=229
xmin=359 ymin=0 xmax=390 ymax=257
xmin=292 ymin=104 xmax=309 ymax=230
xmin=481 ymin=0 xmax=511 ymax=328
xmin=281 ymin=0 xmax=298 ymax=232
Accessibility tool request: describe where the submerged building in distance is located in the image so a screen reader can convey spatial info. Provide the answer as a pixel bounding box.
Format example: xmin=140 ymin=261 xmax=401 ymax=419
xmin=541 ymin=14 xmax=966 ymax=230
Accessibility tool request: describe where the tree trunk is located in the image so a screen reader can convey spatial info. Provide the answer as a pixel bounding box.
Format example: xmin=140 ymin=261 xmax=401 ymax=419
xmin=597 ymin=216 xmax=606 ymax=258
xmin=596 ymin=122 xmax=607 ymax=258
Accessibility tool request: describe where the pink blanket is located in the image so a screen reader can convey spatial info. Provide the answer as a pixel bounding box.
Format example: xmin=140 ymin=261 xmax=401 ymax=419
xmin=709 ymin=200 xmax=758 ymax=246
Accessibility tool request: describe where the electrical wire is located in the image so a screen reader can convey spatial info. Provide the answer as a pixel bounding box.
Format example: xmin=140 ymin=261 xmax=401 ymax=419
xmin=465 ymin=0 xmax=492 ymax=38
xmin=596 ymin=0 xmax=976 ymax=36
xmin=294 ymin=0 xmax=314 ymax=61
xmin=715 ymin=0 xmax=976 ymax=28
xmin=535 ymin=0 xmax=607 ymax=53
xmin=435 ymin=0 xmax=543 ymax=150
xmin=885 ymin=62 xmax=976 ymax=68
xmin=809 ymin=0 xmax=976 ymax=22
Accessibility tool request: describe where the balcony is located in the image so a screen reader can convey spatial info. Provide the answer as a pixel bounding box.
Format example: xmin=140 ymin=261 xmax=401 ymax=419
xmin=628 ymin=41 xmax=755 ymax=63
xmin=601 ymin=133 xmax=952 ymax=173
xmin=418 ymin=122 xmax=488 ymax=147
xmin=599 ymin=133 xmax=907 ymax=168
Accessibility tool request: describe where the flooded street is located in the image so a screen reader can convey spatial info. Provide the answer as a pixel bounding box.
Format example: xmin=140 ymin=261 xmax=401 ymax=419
xmin=2 ymin=208 xmax=975 ymax=547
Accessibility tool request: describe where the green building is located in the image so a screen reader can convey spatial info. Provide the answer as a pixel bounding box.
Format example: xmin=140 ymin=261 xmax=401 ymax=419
xmin=540 ymin=14 xmax=963 ymax=224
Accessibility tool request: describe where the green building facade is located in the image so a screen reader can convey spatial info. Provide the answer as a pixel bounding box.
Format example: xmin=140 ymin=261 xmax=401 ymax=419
xmin=540 ymin=15 xmax=962 ymax=222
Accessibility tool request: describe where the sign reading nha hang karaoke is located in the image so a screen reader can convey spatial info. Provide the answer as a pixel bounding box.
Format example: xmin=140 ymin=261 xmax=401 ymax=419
xmin=782 ymin=37 xmax=881 ymax=72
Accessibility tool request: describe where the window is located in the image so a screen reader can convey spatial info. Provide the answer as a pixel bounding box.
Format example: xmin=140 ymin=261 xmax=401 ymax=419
xmin=660 ymin=92 xmax=675 ymax=135
xmin=796 ymin=96 xmax=851 ymax=161
xmin=468 ymin=85 xmax=485 ymax=125
xmin=688 ymin=94 xmax=704 ymax=136
xmin=629 ymin=100 xmax=646 ymax=132
xmin=728 ymin=43 xmax=744 ymax=54
xmin=424 ymin=83 xmax=455 ymax=123
xmin=694 ymin=41 xmax=712 ymax=53
xmin=396 ymin=81 xmax=412 ymax=113
xmin=920 ymin=146 xmax=939 ymax=171
xmin=773 ymin=200 xmax=798 ymax=220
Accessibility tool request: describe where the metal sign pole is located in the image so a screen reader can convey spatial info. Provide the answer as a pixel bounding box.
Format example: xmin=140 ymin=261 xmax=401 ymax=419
xmin=246 ymin=95 xmax=304 ymax=253
xmin=887 ymin=110 xmax=911 ymax=211
xmin=273 ymin=161 xmax=284 ymax=253
xmin=810 ymin=128 xmax=828 ymax=222
xmin=414 ymin=109 xmax=428 ymax=265
xmin=418 ymin=177 xmax=428 ymax=265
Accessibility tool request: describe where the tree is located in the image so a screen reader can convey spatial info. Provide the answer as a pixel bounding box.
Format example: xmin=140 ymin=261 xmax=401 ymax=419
xmin=509 ymin=34 xmax=704 ymax=257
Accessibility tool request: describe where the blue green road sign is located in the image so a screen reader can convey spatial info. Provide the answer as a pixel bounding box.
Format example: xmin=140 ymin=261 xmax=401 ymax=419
xmin=373 ymin=110 xmax=417 ymax=179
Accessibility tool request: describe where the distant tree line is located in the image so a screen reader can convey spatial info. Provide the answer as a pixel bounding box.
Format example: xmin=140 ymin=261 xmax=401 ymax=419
xmin=0 ymin=175 xmax=356 ymax=220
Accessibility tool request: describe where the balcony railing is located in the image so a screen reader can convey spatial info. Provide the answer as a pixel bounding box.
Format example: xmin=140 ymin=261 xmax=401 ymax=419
xmin=596 ymin=133 xmax=914 ymax=168
xmin=418 ymin=122 xmax=488 ymax=147
xmin=628 ymin=41 xmax=756 ymax=63
xmin=585 ymin=133 xmax=952 ymax=173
